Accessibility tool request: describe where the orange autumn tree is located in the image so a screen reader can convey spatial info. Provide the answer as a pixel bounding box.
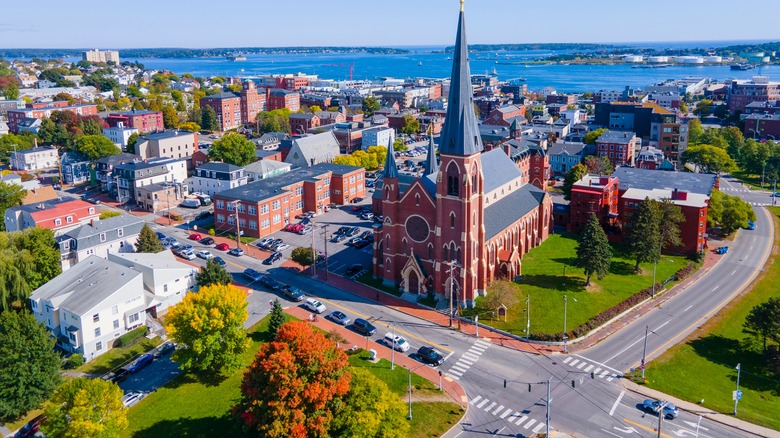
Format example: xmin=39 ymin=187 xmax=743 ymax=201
xmin=234 ymin=321 xmax=351 ymax=437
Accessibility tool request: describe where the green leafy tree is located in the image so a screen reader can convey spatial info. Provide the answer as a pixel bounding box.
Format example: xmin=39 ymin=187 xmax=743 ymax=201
xmin=330 ymin=368 xmax=410 ymax=438
xmin=7 ymin=227 xmax=61 ymax=294
xmin=234 ymin=321 xmax=350 ymax=437
xmin=0 ymin=181 xmax=26 ymax=231
xmin=256 ymin=109 xmax=292 ymax=134
xmin=162 ymin=104 xmax=179 ymax=129
xmin=361 ymin=96 xmax=380 ymax=117
xmin=126 ymin=132 xmax=140 ymax=155
xmin=687 ymin=118 xmax=704 ymax=145
xmin=583 ymin=128 xmax=606 ymax=145
xmin=290 ymin=247 xmax=315 ymax=267
xmin=135 ymin=224 xmax=165 ymax=253
xmin=400 ymin=114 xmax=420 ymax=135
xmin=196 ymin=259 xmax=232 ymax=288
xmin=743 ymin=297 xmax=780 ymax=352
xmin=626 ymin=197 xmax=661 ymax=272
xmin=99 ymin=211 xmax=121 ymax=220
xmin=201 ymin=105 xmax=219 ymax=131
xmin=309 ymin=105 xmax=323 ymax=113
xmin=658 ymin=199 xmax=685 ymax=249
xmin=209 ymin=133 xmax=256 ymax=166
xmin=178 ymin=121 xmax=201 ymax=133
xmin=681 ymin=144 xmax=736 ymax=174
xmin=582 ymin=155 xmax=613 ymax=175
xmin=562 ymin=163 xmax=588 ymax=201
xmin=576 ymin=214 xmax=612 ymax=286
xmin=267 ymin=299 xmax=285 ymax=339
xmin=3 ymin=83 xmax=20 ymax=100
xmin=693 ymin=99 xmax=714 ymax=116
xmin=41 ymin=378 xmax=127 ymax=438
xmin=74 ymin=135 xmax=120 ymax=160
xmin=0 ymin=311 xmax=61 ymax=420
xmin=720 ymin=194 xmax=756 ymax=235
xmin=166 ymin=283 xmax=249 ymax=374
xmin=392 ymin=138 xmax=408 ymax=152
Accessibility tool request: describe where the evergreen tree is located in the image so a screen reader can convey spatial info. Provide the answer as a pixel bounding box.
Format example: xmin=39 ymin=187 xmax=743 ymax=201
xmin=267 ymin=299 xmax=285 ymax=339
xmin=562 ymin=163 xmax=587 ymax=201
xmin=201 ymin=105 xmax=219 ymax=132
xmin=135 ymin=224 xmax=165 ymax=253
xmin=196 ymin=259 xmax=232 ymax=288
xmin=743 ymin=297 xmax=780 ymax=352
xmin=576 ymin=214 xmax=612 ymax=286
xmin=626 ymin=197 xmax=661 ymax=272
xmin=658 ymin=199 xmax=685 ymax=249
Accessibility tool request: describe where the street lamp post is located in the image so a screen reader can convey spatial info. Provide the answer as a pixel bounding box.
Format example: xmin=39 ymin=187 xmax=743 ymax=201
xmin=405 ymin=363 xmax=427 ymax=420
xmin=525 ymin=295 xmax=530 ymax=339
xmin=641 ymin=325 xmax=649 ymax=380
xmin=734 ymin=363 xmax=741 ymax=415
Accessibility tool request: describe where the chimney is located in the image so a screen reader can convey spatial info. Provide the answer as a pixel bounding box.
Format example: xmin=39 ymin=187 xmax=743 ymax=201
xmin=90 ymin=219 xmax=95 ymax=227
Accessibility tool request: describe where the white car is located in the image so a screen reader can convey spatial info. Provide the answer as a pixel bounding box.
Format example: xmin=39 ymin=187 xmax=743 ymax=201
xmin=197 ymin=250 xmax=214 ymax=259
xmin=274 ymin=243 xmax=291 ymax=252
xmin=383 ymin=333 xmax=410 ymax=352
xmin=304 ymin=298 xmax=326 ymax=314
xmin=122 ymin=391 xmax=146 ymax=408
xmin=180 ymin=250 xmax=196 ymax=260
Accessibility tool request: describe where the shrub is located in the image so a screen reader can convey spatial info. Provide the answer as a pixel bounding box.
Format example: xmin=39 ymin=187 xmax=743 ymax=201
xmin=208 ymin=228 xmax=215 ymax=236
xmin=674 ymin=263 xmax=697 ymax=281
xmin=115 ymin=326 xmax=148 ymax=347
xmin=168 ymin=212 xmax=182 ymax=222
xmin=65 ymin=353 xmax=84 ymax=369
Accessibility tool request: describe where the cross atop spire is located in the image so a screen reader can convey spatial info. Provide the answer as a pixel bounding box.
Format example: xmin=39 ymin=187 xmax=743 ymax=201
xmin=460 ymin=0 xmax=464 ymax=12
xmin=438 ymin=1 xmax=483 ymax=157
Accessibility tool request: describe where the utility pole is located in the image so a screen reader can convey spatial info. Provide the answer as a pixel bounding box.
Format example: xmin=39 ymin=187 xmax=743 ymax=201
xmin=407 ymin=367 xmax=413 ymax=420
xmin=734 ymin=363 xmax=741 ymax=415
xmin=563 ymin=295 xmax=568 ymax=353
xmin=657 ymin=403 xmax=665 ymax=438
xmin=444 ymin=260 xmax=459 ymax=327
xmin=311 ymin=225 xmax=317 ymax=278
xmin=391 ymin=321 xmax=396 ymax=370
xmin=641 ymin=325 xmax=648 ymax=380
xmin=323 ymin=224 xmax=329 ymax=280
xmin=525 ymin=295 xmax=530 ymax=339
xmin=546 ymin=377 xmax=551 ymax=437
xmin=475 ymin=315 xmax=479 ymax=337
xmin=232 ymin=200 xmax=241 ymax=249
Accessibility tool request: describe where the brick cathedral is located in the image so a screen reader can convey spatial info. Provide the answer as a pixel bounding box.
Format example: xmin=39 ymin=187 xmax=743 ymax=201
xmin=372 ymin=2 xmax=553 ymax=307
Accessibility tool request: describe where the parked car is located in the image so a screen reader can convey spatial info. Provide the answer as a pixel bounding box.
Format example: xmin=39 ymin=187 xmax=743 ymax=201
xmin=180 ymin=198 xmax=201 ymax=208
xmin=347 ymin=237 xmax=363 ymax=246
xmin=213 ymin=256 xmax=227 ymax=267
xmin=228 ymin=247 xmax=245 ymax=257
xmin=416 ymin=346 xmax=445 ymax=366
xmin=195 ymin=211 xmax=213 ymax=220
xmin=335 ymin=226 xmax=350 ymax=235
xmin=352 ymin=318 xmax=377 ymax=336
xmin=259 ymin=276 xmax=282 ymax=290
xmin=274 ymin=243 xmax=290 ymax=252
xmin=196 ymin=250 xmax=214 ymax=259
xmin=359 ymin=231 xmax=372 ymax=240
xmin=331 ymin=234 xmax=347 ymax=243
xmin=746 ymin=221 xmax=756 ymax=230
xmin=257 ymin=237 xmax=274 ymax=248
xmin=297 ymin=226 xmax=313 ymax=235
xmin=215 ymin=243 xmax=230 ymax=251
xmin=304 ymin=298 xmax=327 ymax=314
xmin=122 ymin=391 xmax=146 ymax=408
xmin=19 ymin=414 xmax=47 ymax=437
xmin=180 ymin=244 xmax=194 ymax=252
xmin=125 ymin=354 xmax=154 ymax=373
xmin=263 ymin=251 xmax=283 ymax=265
xmin=189 ymin=233 xmax=202 ymax=241
xmin=359 ymin=212 xmax=374 ymax=220
xmin=352 ymin=239 xmax=371 ymax=249
xmin=179 ymin=250 xmax=196 ymax=260
xmin=155 ymin=232 xmax=167 ymax=240
xmin=716 ymin=246 xmax=729 ymax=255
xmin=281 ymin=285 xmax=305 ymax=301
xmin=243 ymin=268 xmax=263 ymax=282
xmin=346 ymin=227 xmax=360 ymax=237
xmin=303 ymin=211 xmax=317 ymax=218
xmin=382 ymin=333 xmax=410 ymax=352
xmin=154 ymin=341 xmax=176 ymax=359
xmin=327 ymin=311 xmax=351 ymax=326
xmin=107 ymin=368 xmax=130 ymax=383
xmin=642 ymin=399 xmax=679 ymax=419
xmin=345 ymin=264 xmax=364 ymax=277
xmin=199 ymin=237 xmax=215 ymax=245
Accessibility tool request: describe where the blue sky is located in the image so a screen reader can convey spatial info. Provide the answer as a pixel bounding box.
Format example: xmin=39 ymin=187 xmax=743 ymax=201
xmin=3 ymin=0 xmax=779 ymax=48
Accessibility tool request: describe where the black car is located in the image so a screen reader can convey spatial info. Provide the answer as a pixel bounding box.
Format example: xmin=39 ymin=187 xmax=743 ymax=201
xmin=259 ymin=276 xmax=282 ymax=290
xmin=416 ymin=346 xmax=445 ymax=366
xmin=353 ymin=239 xmax=371 ymax=249
xmin=331 ymin=234 xmax=347 ymax=243
xmin=263 ymin=251 xmax=283 ymax=265
xmin=19 ymin=414 xmax=47 ymax=437
xmin=352 ymin=318 xmax=377 ymax=336
xmin=345 ymin=264 xmax=364 ymax=277
xmin=199 ymin=237 xmax=215 ymax=245
xmin=335 ymin=226 xmax=350 ymax=236
xmin=108 ymin=368 xmax=130 ymax=383
xmin=281 ymin=285 xmax=305 ymax=301
xmin=346 ymin=227 xmax=360 ymax=237
xmin=359 ymin=231 xmax=372 ymax=240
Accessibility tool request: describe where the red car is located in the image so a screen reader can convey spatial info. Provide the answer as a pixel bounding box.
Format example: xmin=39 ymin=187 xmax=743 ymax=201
xmin=215 ymin=243 xmax=230 ymax=251
xmin=188 ymin=233 xmax=202 ymax=241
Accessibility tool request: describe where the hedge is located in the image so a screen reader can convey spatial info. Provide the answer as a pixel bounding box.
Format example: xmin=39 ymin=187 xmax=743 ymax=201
xmin=674 ymin=263 xmax=697 ymax=281
xmin=115 ymin=326 xmax=149 ymax=347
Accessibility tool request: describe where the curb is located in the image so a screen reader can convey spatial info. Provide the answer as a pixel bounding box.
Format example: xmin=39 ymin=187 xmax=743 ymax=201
xmin=620 ymin=379 xmax=780 ymax=438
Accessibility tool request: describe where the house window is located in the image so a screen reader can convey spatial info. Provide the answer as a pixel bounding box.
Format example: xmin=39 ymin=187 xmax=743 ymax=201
xmin=261 ymin=219 xmax=270 ymax=228
xmin=238 ymin=203 xmax=246 ymax=213
xmin=228 ymin=216 xmax=235 ymax=225
xmin=216 ymin=200 xmax=224 ymax=209
xmin=89 ymin=207 xmax=95 ymax=214
xmin=66 ymin=216 xmax=73 ymax=223
xmin=260 ymin=204 xmax=269 ymax=214
xmin=55 ymin=218 xmax=62 ymax=226
xmin=117 ymin=228 xmax=124 ymax=237
xmin=100 ymin=233 xmax=107 ymax=242
xmin=93 ymin=313 xmax=99 ymax=323
xmin=249 ymin=220 xmax=257 ymax=230
xmin=129 ymin=313 xmax=139 ymax=323
xmin=273 ymin=214 xmax=281 ymax=224
xmin=112 ymin=305 xmax=118 ymax=315
xmin=164 ymin=284 xmax=168 ymax=292
xmin=272 ymin=200 xmax=281 ymax=210
xmin=248 ymin=206 xmax=257 ymax=215
xmin=217 ymin=214 xmax=225 ymax=223
xmin=96 ymin=341 xmax=103 ymax=351
xmin=94 ymin=327 xmax=101 ymax=337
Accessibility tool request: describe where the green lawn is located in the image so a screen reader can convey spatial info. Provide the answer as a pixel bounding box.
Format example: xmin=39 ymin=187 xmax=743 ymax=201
xmin=78 ymin=338 xmax=163 ymax=376
xmin=125 ymin=317 xmax=464 ymax=438
xmin=357 ymin=272 xmax=403 ymax=297
xmin=468 ymin=233 xmax=691 ymax=336
xmin=645 ymin=208 xmax=780 ymax=431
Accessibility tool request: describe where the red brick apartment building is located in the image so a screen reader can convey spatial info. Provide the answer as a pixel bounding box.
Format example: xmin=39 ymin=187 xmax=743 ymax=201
xmin=267 ymin=89 xmax=301 ymax=112
xmin=595 ymin=130 xmax=637 ymax=167
xmin=106 ymin=110 xmax=164 ymax=132
xmin=200 ymin=92 xmax=242 ymax=131
xmin=212 ymin=163 xmax=364 ymax=238
xmin=728 ymin=76 xmax=780 ymax=112
xmin=567 ymin=174 xmax=619 ymax=233
xmin=8 ymin=104 xmax=98 ymax=133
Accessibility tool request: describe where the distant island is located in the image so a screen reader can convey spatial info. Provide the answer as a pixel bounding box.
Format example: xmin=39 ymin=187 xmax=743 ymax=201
xmin=0 ymin=46 xmax=411 ymax=59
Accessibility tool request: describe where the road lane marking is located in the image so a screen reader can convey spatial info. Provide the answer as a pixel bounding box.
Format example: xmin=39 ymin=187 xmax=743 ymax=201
xmin=603 ymin=320 xmax=670 ymax=364
xmin=484 ymin=401 xmax=497 ymax=412
xmin=444 ymin=351 xmax=455 ymax=361
xmin=606 ymin=376 xmax=615 ymax=381
xmin=490 ymin=427 xmax=505 ymax=437
xmin=532 ymin=423 xmax=545 ymax=434
xmin=476 ymin=399 xmax=489 ymax=408
xmin=508 ymin=411 xmax=521 ymax=421
xmin=731 ymin=269 xmax=736 ymax=276
xmin=451 ymin=364 xmax=469 ymax=373
xmin=712 ymin=285 xmax=719 ymax=291
xmin=516 ymin=415 xmax=528 ymax=425
xmin=573 ymin=354 xmax=632 ymax=375
xmin=609 ymin=390 xmax=625 ymax=416
xmin=683 ymin=305 xmax=693 ymax=312
xmin=563 ymin=356 xmax=572 ymax=364
xmin=492 ymin=404 xmax=505 ymax=415
xmin=499 ymin=408 xmax=512 ymax=418
xmin=446 ymin=373 xmax=459 ymax=380
xmin=469 ymin=395 xmax=482 ymax=405
xmin=623 ymin=418 xmax=673 ymax=438
xmin=568 ymin=359 xmax=580 ymax=367
xmin=524 ymin=419 xmax=536 ymax=429
xmin=471 ymin=344 xmax=487 ymax=352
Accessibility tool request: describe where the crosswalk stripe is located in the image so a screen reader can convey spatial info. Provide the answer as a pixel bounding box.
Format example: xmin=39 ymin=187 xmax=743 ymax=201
xmin=584 ymin=365 xmax=594 ymax=372
xmin=508 ymin=411 xmax=521 ymax=421
xmin=445 ymin=373 xmax=459 ymax=380
xmin=476 ymin=399 xmax=489 ymax=409
xmin=467 ymin=348 xmax=484 ymax=356
xmin=492 ymin=404 xmax=505 ymax=415
xmin=593 ymin=367 xmax=602 ymax=375
xmin=462 ymin=353 xmax=481 ymax=362
xmin=447 ymin=368 xmax=463 ymax=376
xmin=607 ymin=376 xmax=615 ymax=381
xmin=569 ymin=359 xmax=580 ymax=367
xmin=516 ymin=415 xmax=528 ymax=425
xmin=469 ymin=395 xmax=482 ymax=405
xmin=484 ymin=402 xmax=497 ymax=412
xmin=458 ymin=357 xmax=474 ymax=366
xmin=524 ymin=419 xmax=537 ymax=429
xmin=533 ymin=423 xmax=545 ymax=433
xmin=577 ymin=362 xmax=586 ymax=369
xmin=500 ymin=408 xmax=512 ymax=419
xmin=599 ymin=371 xmax=609 ymax=378
xmin=475 ymin=340 xmax=492 ymax=348
xmin=451 ymin=364 xmax=469 ymax=373
xmin=563 ymin=356 xmax=572 ymax=364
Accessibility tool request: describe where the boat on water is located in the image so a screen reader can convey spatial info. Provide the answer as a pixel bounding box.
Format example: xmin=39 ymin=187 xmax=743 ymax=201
xmin=227 ymin=54 xmax=246 ymax=61
xmin=446 ymin=56 xmax=452 ymax=60
xmin=418 ymin=60 xmax=423 ymax=66
xmin=731 ymin=63 xmax=755 ymax=71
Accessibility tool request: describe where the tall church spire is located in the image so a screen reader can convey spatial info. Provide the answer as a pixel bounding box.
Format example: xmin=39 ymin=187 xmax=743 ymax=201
xmin=439 ymin=1 xmax=483 ymax=157
xmin=424 ymin=127 xmax=438 ymax=176
xmin=383 ymin=138 xmax=398 ymax=179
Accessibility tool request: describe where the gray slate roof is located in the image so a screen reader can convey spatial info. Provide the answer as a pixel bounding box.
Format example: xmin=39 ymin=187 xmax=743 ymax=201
xmin=58 ymin=214 xmax=144 ymax=252
xmin=196 ymin=161 xmax=244 ymax=173
xmin=481 ymin=148 xmax=523 ymax=193
xmin=611 ymin=167 xmax=717 ymax=195
xmin=547 ymin=142 xmax=586 ymax=157
xmin=484 ymin=184 xmax=546 ymax=240
xmin=30 ymin=255 xmax=141 ymax=315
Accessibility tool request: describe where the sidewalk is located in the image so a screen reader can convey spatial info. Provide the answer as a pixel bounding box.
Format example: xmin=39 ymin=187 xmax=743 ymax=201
xmin=284 ymin=305 xmax=469 ymax=409
xmin=621 ymin=379 xmax=780 ymax=438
